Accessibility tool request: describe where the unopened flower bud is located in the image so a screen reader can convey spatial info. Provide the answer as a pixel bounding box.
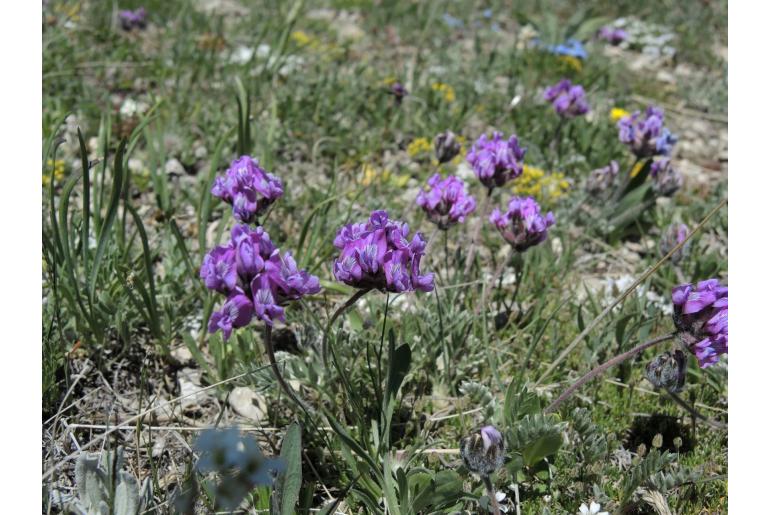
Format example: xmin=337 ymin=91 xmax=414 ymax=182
xmin=645 ymin=350 xmax=686 ymax=392
xmin=650 ymin=159 xmax=682 ymax=197
xmin=460 ymin=425 xmax=506 ymax=475
xmin=434 ymin=130 xmax=462 ymax=164
xmin=659 ymin=223 xmax=690 ymax=265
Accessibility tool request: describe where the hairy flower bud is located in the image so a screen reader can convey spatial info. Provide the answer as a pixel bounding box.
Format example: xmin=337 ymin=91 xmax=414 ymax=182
xmin=645 ymin=350 xmax=686 ymax=392
xmin=659 ymin=223 xmax=689 ymax=264
xmin=434 ymin=130 xmax=462 ymax=164
xmin=650 ymin=159 xmax=682 ymax=197
xmin=460 ymin=425 xmax=506 ymax=475
xmin=585 ymin=161 xmax=619 ymax=196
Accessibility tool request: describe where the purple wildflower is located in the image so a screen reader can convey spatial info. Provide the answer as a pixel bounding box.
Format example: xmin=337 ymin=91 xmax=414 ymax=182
xmin=489 ymin=196 xmax=555 ymax=252
xmin=416 ymin=174 xmax=476 ymax=230
xmin=208 ymin=294 xmax=254 ymax=341
xmin=672 ymin=279 xmax=728 ymax=368
xmin=617 ymin=106 xmax=678 ymax=158
xmin=467 ymin=132 xmax=526 ymax=189
xmin=598 ymin=26 xmax=628 ymax=45
xmin=460 ymin=425 xmax=506 ymax=475
xmin=650 ymin=158 xmax=683 ymax=197
xmin=543 ymin=79 xmax=590 ymax=118
xmin=201 ymin=225 xmax=321 ymax=337
xmin=389 ymin=82 xmax=408 ymax=105
xmin=585 ymin=160 xmax=619 ymax=196
xmin=660 ymin=223 xmax=690 ymax=264
xmin=332 ymin=210 xmax=434 ymax=293
xmin=118 ymin=7 xmax=147 ymax=31
xmin=434 ymin=130 xmax=462 ymax=164
xmin=211 ymin=156 xmax=284 ymax=224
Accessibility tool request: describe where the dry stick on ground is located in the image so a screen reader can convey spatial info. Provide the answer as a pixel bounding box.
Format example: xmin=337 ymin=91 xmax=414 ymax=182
xmin=535 ymin=197 xmax=727 ymax=386
xmin=543 ymin=332 xmax=676 ymax=414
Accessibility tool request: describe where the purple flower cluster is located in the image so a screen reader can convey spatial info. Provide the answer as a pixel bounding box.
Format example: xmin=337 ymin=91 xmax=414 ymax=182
xmin=650 ymin=158 xmax=683 ymax=197
xmin=585 ymin=160 xmax=619 ymax=196
xmin=543 ymin=79 xmax=590 ymax=118
xmin=118 ymin=7 xmax=147 ymax=31
xmin=200 ymin=225 xmax=320 ymax=338
xmin=211 ymin=156 xmax=284 ymax=224
xmin=416 ymin=174 xmax=476 ymax=230
xmin=617 ymin=106 xmax=678 ymax=158
xmin=467 ymin=132 xmax=526 ymax=189
xmin=332 ymin=211 xmax=434 ymax=293
xmin=598 ymin=26 xmax=628 ymax=45
xmin=672 ymin=279 xmax=728 ymax=368
xmin=490 ymin=196 xmax=555 ymax=252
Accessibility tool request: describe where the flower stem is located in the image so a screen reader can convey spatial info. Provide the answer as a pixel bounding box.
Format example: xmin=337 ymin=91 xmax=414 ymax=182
xmin=481 ymin=474 xmax=501 ymax=515
xmin=263 ymin=325 xmax=310 ymax=413
xmin=665 ymin=389 xmax=726 ymax=430
xmin=322 ymin=288 xmax=372 ymax=367
xmin=544 ymin=332 xmax=676 ymax=414
xmin=610 ymin=156 xmax=642 ymax=204
xmin=464 ymin=187 xmax=493 ymax=278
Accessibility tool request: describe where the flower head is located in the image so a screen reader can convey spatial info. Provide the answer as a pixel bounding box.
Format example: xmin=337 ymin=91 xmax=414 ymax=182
xmin=434 ymin=130 xmax=462 ymax=164
xmin=490 ymin=196 xmax=555 ymax=252
xmin=118 ymin=7 xmax=147 ymax=31
xmin=416 ymin=174 xmax=476 ymax=230
xmin=539 ymin=38 xmax=587 ymax=59
xmin=645 ymin=350 xmax=686 ymax=392
xmin=598 ymin=26 xmax=628 ymax=45
xmin=460 ymin=425 xmax=506 ymax=475
xmin=201 ymin=225 xmax=320 ymax=336
xmin=578 ymin=501 xmax=609 ymax=515
xmin=467 ymin=132 xmax=526 ymax=189
xmin=617 ymin=106 xmax=678 ymax=158
xmin=660 ymin=223 xmax=690 ymax=264
xmin=332 ymin=210 xmax=434 ymax=293
xmin=672 ymin=279 xmax=728 ymax=368
xmin=389 ymin=82 xmax=408 ymax=105
xmin=211 ymin=156 xmax=283 ymax=224
xmin=585 ymin=161 xmax=619 ymax=196
xmin=650 ymin=158 xmax=682 ymax=197
xmin=543 ymin=79 xmax=590 ymax=118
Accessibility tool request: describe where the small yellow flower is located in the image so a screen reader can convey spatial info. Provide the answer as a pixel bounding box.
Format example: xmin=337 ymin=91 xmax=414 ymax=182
xmin=630 ymin=160 xmax=645 ymax=178
xmin=407 ymin=137 xmax=433 ymax=158
xmin=291 ymin=30 xmax=313 ymax=47
xmin=610 ymin=107 xmax=631 ymax=122
xmin=43 ymin=159 xmax=66 ymax=188
xmin=512 ymin=165 xmax=570 ymax=202
xmin=431 ymin=82 xmax=456 ymax=103
xmin=558 ymin=56 xmax=582 ymax=73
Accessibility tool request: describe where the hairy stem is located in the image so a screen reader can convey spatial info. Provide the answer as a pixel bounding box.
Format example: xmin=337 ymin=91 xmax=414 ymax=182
xmin=322 ymin=288 xmax=372 ymax=366
xmin=666 ymin=389 xmax=727 ymax=430
xmin=481 ymin=474 xmax=501 ymax=515
xmin=544 ymin=332 xmax=676 ymax=414
xmin=263 ymin=325 xmax=310 ymax=413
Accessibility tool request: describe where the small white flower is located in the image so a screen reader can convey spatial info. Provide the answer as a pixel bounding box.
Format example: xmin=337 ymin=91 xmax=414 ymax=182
xmin=578 ymin=501 xmax=609 ymax=515
xmin=509 ymin=95 xmax=521 ymax=109
xmin=119 ymin=98 xmax=139 ymax=117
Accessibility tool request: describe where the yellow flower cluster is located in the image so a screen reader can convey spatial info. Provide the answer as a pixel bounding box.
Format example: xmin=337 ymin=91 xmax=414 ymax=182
xmin=512 ymin=165 xmax=570 ymax=202
xmin=290 ymin=31 xmax=342 ymax=59
xmin=558 ymin=56 xmax=583 ymax=73
xmin=43 ymin=159 xmax=66 ymax=188
xmin=407 ymin=137 xmax=432 ymax=157
xmin=360 ymin=163 xmax=410 ymax=188
xmin=431 ymin=82 xmax=456 ymax=103
xmin=610 ymin=107 xmax=630 ymax=122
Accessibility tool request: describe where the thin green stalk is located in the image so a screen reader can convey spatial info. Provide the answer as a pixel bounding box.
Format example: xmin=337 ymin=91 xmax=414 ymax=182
xmin=322 ymin=288 xmax=372 ymax=366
